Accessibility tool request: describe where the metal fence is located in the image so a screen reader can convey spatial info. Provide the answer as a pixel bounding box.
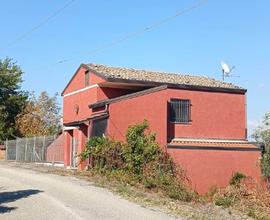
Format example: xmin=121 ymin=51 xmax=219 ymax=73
xmin=5 ymin=135 xmax=64 ymax=163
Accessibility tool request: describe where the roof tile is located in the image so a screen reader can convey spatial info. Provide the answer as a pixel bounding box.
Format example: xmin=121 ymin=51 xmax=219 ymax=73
xmin=87 ymin=63 xmax=243 ymax=90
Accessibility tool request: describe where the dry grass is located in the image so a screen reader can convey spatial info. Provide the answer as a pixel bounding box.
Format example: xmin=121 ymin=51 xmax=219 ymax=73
xmin=210 ymin=177 xmax=270 ymax=220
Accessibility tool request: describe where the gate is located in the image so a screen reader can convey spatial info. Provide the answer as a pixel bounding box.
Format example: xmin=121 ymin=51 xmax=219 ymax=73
xmin=5 ymin=136 xmax=56 ymax=162
xmin=70 ymin=137 xmax=79 ymax=168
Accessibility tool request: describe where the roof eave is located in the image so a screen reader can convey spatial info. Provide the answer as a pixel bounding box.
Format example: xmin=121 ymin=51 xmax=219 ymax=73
xmin=89 ymin=85 xmax=168 ymax=109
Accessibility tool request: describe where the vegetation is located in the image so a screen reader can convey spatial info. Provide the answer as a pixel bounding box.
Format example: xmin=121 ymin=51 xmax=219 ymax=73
xmin=253 ymin=110 xmax=270 ymax=181
xmin=229 ymin=172 xmax=246 ymax=186
xmin=15 ymin=91 xmax=62 ymax=137
xmin=212 ymin=175 xmax=270 ymax=220
xmin=81 ymin=121 xmax=270 ymax=219
xmin=81 ymin=120 xmax=195 ymax=202
xmin=0 ymin=58 xmax=28 ymax=140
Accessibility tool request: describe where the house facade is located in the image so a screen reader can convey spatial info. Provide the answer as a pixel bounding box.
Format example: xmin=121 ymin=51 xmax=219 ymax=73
xmin=62 ymin=63 xmax=262 ymax=193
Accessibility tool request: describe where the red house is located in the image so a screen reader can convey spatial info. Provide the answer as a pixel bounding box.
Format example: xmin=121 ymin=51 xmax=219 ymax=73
xmin=62 ymin=63 xmax=262 ymax=193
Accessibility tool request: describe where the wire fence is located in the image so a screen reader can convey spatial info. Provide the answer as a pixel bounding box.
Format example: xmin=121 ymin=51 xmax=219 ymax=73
xmin=5 ymin=134 xmax=64 ymax=164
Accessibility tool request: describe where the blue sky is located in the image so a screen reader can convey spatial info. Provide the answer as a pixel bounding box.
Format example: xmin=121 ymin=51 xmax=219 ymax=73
xmin=0 ymin=0 xmax=269 ymax=136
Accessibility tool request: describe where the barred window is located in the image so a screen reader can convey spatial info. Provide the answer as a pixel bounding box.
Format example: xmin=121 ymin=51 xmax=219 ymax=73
xmin=85 ymin=71 xmax=89 ymax=87
xmin=170 ymin=99 xmax=191 ymax=123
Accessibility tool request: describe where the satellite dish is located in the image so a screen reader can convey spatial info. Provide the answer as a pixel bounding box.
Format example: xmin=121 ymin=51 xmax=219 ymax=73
xmin=220 ymin=61 xmax=235 ymax=81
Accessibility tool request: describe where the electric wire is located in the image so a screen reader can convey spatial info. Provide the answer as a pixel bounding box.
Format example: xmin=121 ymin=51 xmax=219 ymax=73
xmin=57 ymin=0 xmax=208 ymax=64
xmin=0 ymin=0 xmax=76 ymax=51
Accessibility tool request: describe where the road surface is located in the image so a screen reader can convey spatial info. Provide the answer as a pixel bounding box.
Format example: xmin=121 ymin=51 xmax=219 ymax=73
xmin=0 ymin=162 xmax=180 ymax=220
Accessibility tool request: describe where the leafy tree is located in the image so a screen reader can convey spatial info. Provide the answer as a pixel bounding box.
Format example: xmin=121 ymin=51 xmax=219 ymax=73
xmin=16 ymin=91 xmax=62 ymax=137
xmin=253 ymin=111 xmax=270 ymax=180
xmin=0 ymin=58 xmax=28 ymax=140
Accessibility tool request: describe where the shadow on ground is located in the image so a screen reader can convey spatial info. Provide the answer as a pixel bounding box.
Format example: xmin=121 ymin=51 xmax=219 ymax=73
xmin=0 ymin=189 xmax=42 ymax=214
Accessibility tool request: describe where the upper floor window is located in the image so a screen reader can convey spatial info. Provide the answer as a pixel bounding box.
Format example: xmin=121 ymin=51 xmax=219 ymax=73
xmin=85 ymin=71 xmax=89 ymax=87
xmin=170 ymin=99 xmax=191 ymax=123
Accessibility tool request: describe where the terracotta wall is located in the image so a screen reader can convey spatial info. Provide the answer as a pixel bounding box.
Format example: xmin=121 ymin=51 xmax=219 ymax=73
xmin=108 ymin=89 xmax=168 ymax=146
xmin=107 ymin=88 xmax=260 ymax=193
xmin=63 ymin=87 xmax=96 ymax=124
xmin=63 ymin=66 xmax=105 ymax=95
xmin=167 ymin=88 xmax=246 ymax=140
xmin=168 ymin=148 xmax=262 ymax=194
xmin=108 ymin=88 xmax=247 ymax=145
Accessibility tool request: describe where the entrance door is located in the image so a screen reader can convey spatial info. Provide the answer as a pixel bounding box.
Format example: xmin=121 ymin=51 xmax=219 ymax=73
xmin=70 ymin=137 xmax=79 ymax=168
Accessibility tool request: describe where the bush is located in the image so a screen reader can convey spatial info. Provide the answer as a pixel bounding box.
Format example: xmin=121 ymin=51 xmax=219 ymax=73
xmin=212 ymin=178 xmax=270 ymax=220
xmin=214 ymin=195 xmax=234 ymax=208
xmin=260 ymin=152 xmax=270 ymax=181
xmin=229 ymin=172 xmax=246 ymax=186
xmin=80 ymin=120 xmax=195 ymax=202
xmin=81 ymin=136 xmax=125 ymax=170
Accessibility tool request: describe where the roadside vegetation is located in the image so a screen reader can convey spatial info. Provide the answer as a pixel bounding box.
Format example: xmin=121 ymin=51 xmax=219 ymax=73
xmin=80 ymin=120 xmax=270 ymax=220
xmin=81 ymin=120 xmax=196 ymax=202
xmin=253 ymin=111 xmax=270 ymax=183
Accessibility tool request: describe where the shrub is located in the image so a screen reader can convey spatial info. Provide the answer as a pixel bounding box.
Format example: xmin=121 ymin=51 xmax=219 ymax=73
xmin=260 ymin=152 xmax=270 ymax=181
xmin=214 ymin=195 xmax=234 ymax=208
xmin=211 ymin=178 xmax=270 ymax=220
xmin=229 ymin=172 xmax=246 ymax=186
xmin=81 ymin=136 xmax=125 ymax=171
xmin=123 ymin=120 xmax=160 ymax=175
xmin=80 ymin=120 xmax=195 ymax=202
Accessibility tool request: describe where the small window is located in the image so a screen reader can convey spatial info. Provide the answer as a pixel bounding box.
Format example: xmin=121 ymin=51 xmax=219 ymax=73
xmin=170 ymin=99 xmax=191 ymax=123
xmin=91 ymin=118 xmax=108 ymax=137
xmin=85 ymin=71 xmax=89 ymax=87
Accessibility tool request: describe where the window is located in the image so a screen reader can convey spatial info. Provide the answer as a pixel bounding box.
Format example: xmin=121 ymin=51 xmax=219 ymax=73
xmin=85 ymin=71 xmax=89 ymax=87
xmin=170 ymin=99 xmax=191 ymax=123
xmin=91 ymin=118 xmax=108 ymax=137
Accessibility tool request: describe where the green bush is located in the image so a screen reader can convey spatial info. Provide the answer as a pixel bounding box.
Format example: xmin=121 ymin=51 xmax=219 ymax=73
xmin=229 ymin=172 xmax=246 ymax=186
xmin=214 ymin=195 xmax=234 ymax=208
xmin=81 ymin=136 xmax=125 ymax=170
xmin=260 ymin=152 xmax=270 ymax=181
xmin=80 ymin=120 xmax=195 ymax=202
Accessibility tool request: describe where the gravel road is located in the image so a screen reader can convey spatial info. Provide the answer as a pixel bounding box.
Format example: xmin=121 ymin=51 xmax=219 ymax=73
xmin=0 ymin=162 xmax=182 ymax=220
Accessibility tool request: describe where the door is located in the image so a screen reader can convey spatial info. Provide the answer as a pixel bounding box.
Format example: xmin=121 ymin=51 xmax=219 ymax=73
xmin=70 ymin=137 xmax=79 ymax=168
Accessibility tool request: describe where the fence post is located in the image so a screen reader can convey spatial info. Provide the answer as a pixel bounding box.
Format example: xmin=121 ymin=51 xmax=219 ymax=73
xmin=5 ymin=139 xmax=8 ymax=160
xmin=15 ymin=137 xmax=18 ymax=161
xmin=42 ymin=136 xmax=46 ymax=161
xmin=33 ymin=136 xmax=36 ymax=162
xmin=24 ymin=138 xmax=28 ymax=161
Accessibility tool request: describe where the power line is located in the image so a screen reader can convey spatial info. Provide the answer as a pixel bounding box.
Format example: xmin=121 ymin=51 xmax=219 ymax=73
xmin=57 ymin=0 xmax=208 ymax=64
xmin=0 ymin=0 xmax=76 ymax=51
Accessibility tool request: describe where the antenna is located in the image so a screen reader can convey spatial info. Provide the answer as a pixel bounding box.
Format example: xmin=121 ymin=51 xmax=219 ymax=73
xmin=220 ymin=61 xmax=236 ymax=81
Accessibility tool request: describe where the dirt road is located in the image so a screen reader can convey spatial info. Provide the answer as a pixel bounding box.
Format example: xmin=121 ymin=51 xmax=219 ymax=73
xmin=0 ymin=162 xmax=181 ymax=220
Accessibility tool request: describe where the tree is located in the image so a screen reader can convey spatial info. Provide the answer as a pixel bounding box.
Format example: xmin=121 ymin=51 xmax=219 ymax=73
xmin=16 ymin=91 xmax=62 ymax=137
xmin=0 ymin=58 xmax=28 ymax=140
xmin=253 ymin=111 xmax=270 ymax=150
xmin=253 ymin=111 xmax=270 ymax=180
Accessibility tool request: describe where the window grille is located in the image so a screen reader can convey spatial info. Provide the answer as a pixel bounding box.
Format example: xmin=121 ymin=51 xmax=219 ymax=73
xmin=170 ymin=99 xmax=191 ymax=123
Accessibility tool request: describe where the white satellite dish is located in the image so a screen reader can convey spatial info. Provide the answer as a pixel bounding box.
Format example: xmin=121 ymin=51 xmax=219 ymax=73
xmin=221 ymin=61 xmax=235 ymax=81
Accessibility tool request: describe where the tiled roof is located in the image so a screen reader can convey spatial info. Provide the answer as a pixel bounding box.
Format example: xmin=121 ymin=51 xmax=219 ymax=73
xmin=87 ymin=63 xmax=244 ymax=90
